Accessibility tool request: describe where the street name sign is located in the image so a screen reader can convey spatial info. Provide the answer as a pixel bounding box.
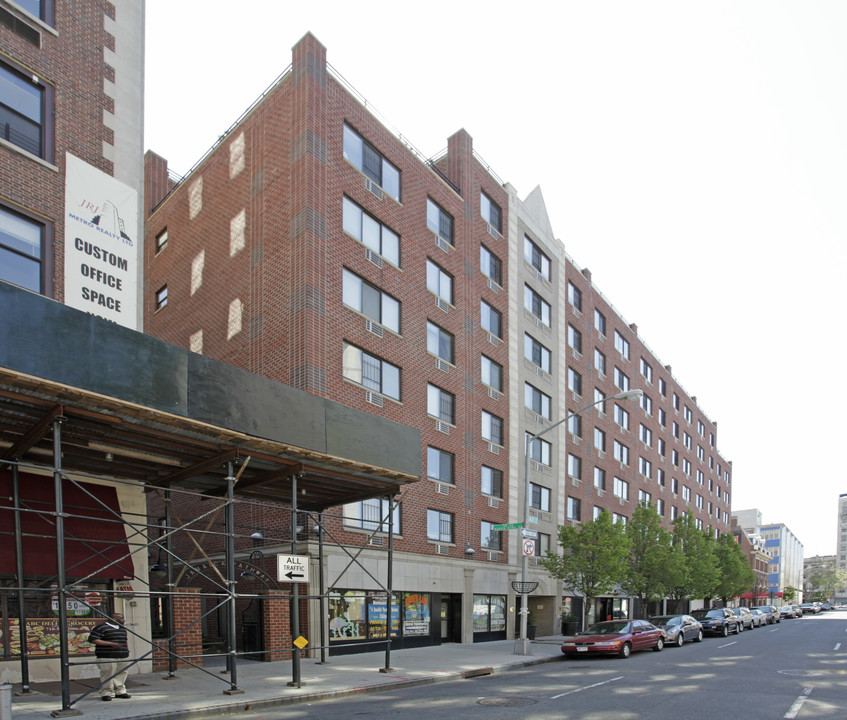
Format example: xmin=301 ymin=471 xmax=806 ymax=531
xmin=493 ymin=522 xmax=522 ymax=531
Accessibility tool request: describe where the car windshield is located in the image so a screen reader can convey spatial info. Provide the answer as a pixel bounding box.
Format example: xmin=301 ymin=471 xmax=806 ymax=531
xmin=649 ymin=616 xmax=677 ymax=626
xmin=584 ymin=621 xmax=630 ymax=635
xmin=691 ymin=609 xmax=722 ymax=619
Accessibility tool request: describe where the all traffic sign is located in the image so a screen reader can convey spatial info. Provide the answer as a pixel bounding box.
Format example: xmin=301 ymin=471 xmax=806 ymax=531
xmin=277 ymin=554 xmax=310 ymax=583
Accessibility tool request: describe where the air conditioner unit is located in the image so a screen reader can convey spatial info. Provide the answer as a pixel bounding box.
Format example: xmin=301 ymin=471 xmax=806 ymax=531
xmin=488 ymin=443 xmax=499 ymax=454
xmin=435 ymin=483 xmax=449 ymax=495
xmin=435 ymin=235 xmax=450 ymax=253
xmin=487 ymin=333 xmax=499 ymax=346
xmin=365 ymin=391 xmax=384 ymax=407
xmin=487 ymin=552 xmax=498 ymax=562
xmin=364 ymin=177 xmax=383 ymax=200
xmin=488 ymin=497 xmax=499 ymax=508
xmin=487 ymin=224 xmax=500 ymax=240
xmin=435 ymin=544 xmax=450 ymax=556
xmin=365 ymin=319 xmax=384 ymax=337
xmin=435 ymin=297 xmax=449 ymax=313
xmin=488 ymin=387 xmax=500 ymax=400
xmin=436 ymin=421 xmax=450 ymax=435
xmin=487 ymin=277 xmax=499 ymax=292
xmin=436 ymin=358 xmax=449 ymax=373
xmin=368 ymin=536 xmax=384 ymax=547
xmin=365 ymin=248 xmax=383 ymax=268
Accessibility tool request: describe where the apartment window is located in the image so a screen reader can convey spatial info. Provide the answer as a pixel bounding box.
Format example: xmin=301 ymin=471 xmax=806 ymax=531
xmin=672 ymin=421 xmax=680 ymax=438
xmin=155 ymin=228 xmax=168 ymax=253
xmin=659 ymin=378 xmax=667 ymax=396
xmin=342 ymin=196 xmax=400 ymax=266
xmin=1 ymin=62 xmax=49 ymax=159
xmin=670 ymin=505 xmax=678 ymax=521
xmin=641 ymin=393 xmax=652 ymax=415
xmin=480 ymin=300 xmax=502 ymax=338
xmin=427 ymin=509 xmax=453 ymax=543
xmin=594 ymin=428 xmax=606 ymax=453
xmin=567 ymin=324 xmax=582 ymax=354
xmin=658 ymin=439 xmax=666 ymax=457
xmin=594 ymin=467 xmax=606 ymax=490
xmin=614 ymin=404 xmax=629 ymax=430
xmin=1 ymin=205 xmax=44 ymax=293
xmin=684 ymin=405 xmax=693 ymax=423
xmin=673 ymin=393 xmax=680 ymax=410
xmin=672 ymin=450 xmax=679 ymax=467
xmin=342 ymin=124 xmax=400 ymax=200
xmin=427 ymin=447 xmax=454 ymax=484
xmin=524 ymin=382 xmax=550 ymax=418
xmin=568 ymin=414 xmax=582 ymax=438
xmin=640 ymin=358 xmax=652 ymax=382
xmin=567 ymin=368 xmax=582 ymax=397
xmin=481 ymin=521 xmax=501 ymax=551
xmin=567 ymin=282 xmax=582 ymax=311
xmin=567 ymin=497 xmax=581 ymax=521
xmin=524 ymin=235 xmax=550 ymax=280
xmin=480 ymin=244 xmax=502 ymax=285
xmin=595 ymin=388 xmax=606 ymax=408
xmin=594 ymin=349 xmax=606 ymax=375
xmin=523 ymin=334 xmax=550 ymax=372
xmin=530 ymin=482 xmax=551 ymax=512
xmin=612 ymin=513 xmax=627 ymax=525
xmin=155 ymin=285 xmax=168 ymax=310
xmin=656 ymin=498 xmax=665 ymax=516
xmin=342 ymin=343 xmax=401 ymax=400
xmin=481 ymin=466 xmax=503 ymax=498
xmin=524 ymin=285 xmax=550 ymax=326
xmin=613 ymin=440 xmax=630 ymax=466
xmin=639 ymin=490 xmax=651 ymax=505
xmin=683 ymin=458 xmax=691 ymax=475
xmin=639 ymin=457 xmax=652 ymax=478
xmin=683 ymin=432 xmax=692 ymax=450
xmin=346 ymin=498 xmax=400 ymax=533
xmin=698 ymin=420 xmax=706 ymax=437
xmin=426 ymin=198 xmax=454 ymax=244
xmin=427 ymin=384 xmax=454 ymax=424
xmin=639 ymin=424 xmax=652 ymax=446
xmin=426 ymin=259 xmax=453 ymax=304
xmin=657 ymin=469 xmax=666 ymax=486
xmin=658 ymin=408 xmax=666 ymax=427
xmin=614 ymin=330 xmax=630 ymax=359
xmin=567 ymin=453 xmax=581 ymax=480
xmin=482 ymin=410 xmax=504 ymax=446
xmin=593 ymin=506 xmax=603 ymax=520
xmin=682 ymin=486 xmax=691 ymax=501
xmin=342 ymin=268 xmax=401 ymax=333
xmin=696 ymin=494 xmax=704 ymax=509
xmin=697 ymin=445 xmax=705 ymax=461
xmin=534 ymin=533 xmax=551 ymax=557
xmin=527 ymin=433 xmax=551 ymax=465
xmin=594 ymin=309 xmax=606 ymax=336
xmin=15 ymin=0 xmax=52 ymax=21
xmin=480 ymin=191 xmax=502 ymax=233
xmin=427 ymin=321 xmax=454 ymax=364
xmin=481 ymin=355 xmax=503 ymax=392
xmin=614 ymin=367 xmax=629 ymax=391
xmin=613 ymin=477 xmax=629 ymax=501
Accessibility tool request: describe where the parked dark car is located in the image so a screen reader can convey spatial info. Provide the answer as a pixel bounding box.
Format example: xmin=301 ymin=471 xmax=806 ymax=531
xmin=648 ymin=614 xmax=704 ymax=646
xmin=690 ymin=608 xmax=741 ymax=637
xmin=752 ymin=605 xmax=781 ymax=624
xmin=729 ymin=606 xmax=755 ymax=630
xmin=561 ymin=620 xmax=665 ymax=659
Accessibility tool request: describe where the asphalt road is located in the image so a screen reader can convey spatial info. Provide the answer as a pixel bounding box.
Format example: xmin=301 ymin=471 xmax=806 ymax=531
xmin=235 ymin=610 xmax=847 ymax=720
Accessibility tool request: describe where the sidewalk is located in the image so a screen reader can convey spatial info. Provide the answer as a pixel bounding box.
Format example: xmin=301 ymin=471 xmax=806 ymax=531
xmin=9 ymin=637 xmax=564 ymax=720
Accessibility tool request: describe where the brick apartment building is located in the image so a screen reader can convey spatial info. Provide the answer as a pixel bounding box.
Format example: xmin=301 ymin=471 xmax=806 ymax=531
xmin=144 ymin=33 xmax=733 ymax=646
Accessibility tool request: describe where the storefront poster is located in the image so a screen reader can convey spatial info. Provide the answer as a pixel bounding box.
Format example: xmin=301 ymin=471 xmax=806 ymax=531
xmin=7 ymin=618 xmax=102 ymax=657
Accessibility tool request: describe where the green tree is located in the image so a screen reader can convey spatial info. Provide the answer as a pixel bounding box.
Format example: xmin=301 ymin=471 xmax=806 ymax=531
xmin=783 ymin=586 xmax=799 ymax=604
xmin=621 ymin=502 xmax=674 ymax=617
xmin=804 ymin=566 xmax=847 ymax=601
xmin=540 ymin=510 xmax=630 ymax=630
xmin=710 ymin=533 xmax=756 ymax=606
xmin=669 ymin=513 xmax=719 ymax=605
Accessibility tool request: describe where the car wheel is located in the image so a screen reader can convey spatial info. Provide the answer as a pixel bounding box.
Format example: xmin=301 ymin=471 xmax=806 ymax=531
xmin=675 ymin=633 xmax=684 ymax=647
xmin=738 ymin=622 xmax=744 ymax=632
xmin=652 ymin=637 xmax=664 ymax=652
xmin=721 ymin=625 xmax=729 ymax=637
xmin=695 ymin=630 xmax=703 ymax=642
xmin=618 ymin=642 xmax=631 ymax=659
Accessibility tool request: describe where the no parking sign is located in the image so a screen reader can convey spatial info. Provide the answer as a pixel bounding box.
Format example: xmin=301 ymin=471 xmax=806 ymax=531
xmin=522 ymin=539 xmax=535 ymax=556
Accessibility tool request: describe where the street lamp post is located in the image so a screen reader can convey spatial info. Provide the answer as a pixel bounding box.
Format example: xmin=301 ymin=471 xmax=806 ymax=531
xmin=513 ymin=388 xmax=643 ymax=655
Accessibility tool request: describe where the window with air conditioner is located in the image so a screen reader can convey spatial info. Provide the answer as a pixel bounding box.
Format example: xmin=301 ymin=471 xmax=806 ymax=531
xmin=527 ymin=433 xmax=551 ymax=465
xmin=427 ymin=321 xmax=454 ymax=364
xmin=481 ymin=355 xmax=503 ymax=392
xmin=480 ymin=191 xmax=502 ymax=234
xmin=524 ymin=284 xmax=550 ymax=326
xmin=480 ymin=299 xmax=502 ymax=339
xmin=427 ymin=509 xmax=453 ymax=543
xmin=342 ymin=268 xmax=401 ymax=333
xmin=427 ymin=446 xmax=454 ymax=485
xmin=482 ymin=410 xmax=504 ymax=446
xmin=342 ymin=196 xmax=400 ymax=267
xmin=480 ymin=521 xmax=501 ymax=551
xmin=343 ymin=124 xmax=400 ymax=201
xmin=342 ymin=342 xmax=400 ymax=401
xmin=479 ymin=243 xmax=502 ymax=286
xmin=524 ymin=235 xmax=551 ymax=280
xmin=594 ymin=466 xmax=606 ymax=491
xmin=524 ymin=382 xmax=551 ymax=419
xmin=567 ymin=497 xmax=581 ymax=521
xmin=614 ymin=330 xmax=630 ymax=359
xmin=427 ymin=384 xmax=455 ymax=424
xmin=529 ymin=482 xmax=551 ymax=512
xmin=426 ymin=197 xmax=454 ymax=245
xmin=426 ymin=258 xmax=453 ymax=305
xmin=524 ymin=333 xmax=551 ymax=372
xmin=567 ymin=282 xmax=582 ymax=311
xmin=481 ymin=466 xmax=503 ymax=499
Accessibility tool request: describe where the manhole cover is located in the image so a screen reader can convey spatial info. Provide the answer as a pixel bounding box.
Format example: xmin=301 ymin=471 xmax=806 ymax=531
xmin=778 ymin=670 xmax=824 ymax=677
xmin=477 ymin=697 xmax=538 ymax=707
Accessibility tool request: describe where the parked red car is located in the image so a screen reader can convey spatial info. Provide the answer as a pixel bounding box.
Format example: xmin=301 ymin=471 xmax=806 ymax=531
xmin=561 ymin=619 xmax=666 ymax=659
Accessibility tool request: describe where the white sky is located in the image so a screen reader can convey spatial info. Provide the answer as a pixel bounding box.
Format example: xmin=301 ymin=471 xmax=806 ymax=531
xmin=145 ymin=1 xmax=847 ymax=558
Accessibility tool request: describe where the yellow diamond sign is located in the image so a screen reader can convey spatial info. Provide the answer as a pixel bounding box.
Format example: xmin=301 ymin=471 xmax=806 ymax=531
xmin=293 ymin=636 xmax=309 ymax=649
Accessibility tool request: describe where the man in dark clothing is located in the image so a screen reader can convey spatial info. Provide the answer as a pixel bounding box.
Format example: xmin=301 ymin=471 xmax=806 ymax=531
xmin=87 ymin=611 xmax=131 ymax=700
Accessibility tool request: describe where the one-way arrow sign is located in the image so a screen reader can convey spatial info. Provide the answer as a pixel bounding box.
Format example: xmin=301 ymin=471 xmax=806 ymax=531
xmin=277 ymin=554 xmax=310 ymax=584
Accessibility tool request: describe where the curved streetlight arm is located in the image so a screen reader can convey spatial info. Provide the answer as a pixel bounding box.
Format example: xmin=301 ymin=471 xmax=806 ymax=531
xmin=514 ymin=387 xmax=642 ymax=655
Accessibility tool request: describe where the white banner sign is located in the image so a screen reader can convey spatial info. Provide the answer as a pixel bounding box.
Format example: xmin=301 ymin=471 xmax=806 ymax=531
xmin=64 ymin=153 xmax=139 ymax=329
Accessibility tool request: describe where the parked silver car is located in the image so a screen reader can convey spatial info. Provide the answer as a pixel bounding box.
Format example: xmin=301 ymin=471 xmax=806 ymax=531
xmin=648 ymin=614 xmax=704 ymax=647
xmin=748 ymin=608 xmax=768 ymax=627
xmin=729 ymin=606 xmax=755 ymax=630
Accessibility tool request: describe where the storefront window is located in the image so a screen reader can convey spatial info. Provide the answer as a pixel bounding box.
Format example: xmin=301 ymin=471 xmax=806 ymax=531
xmin=472 ymin=594 xmax=506 ymax=633
xmin=329 ymin=590 xmax=430 ymax=641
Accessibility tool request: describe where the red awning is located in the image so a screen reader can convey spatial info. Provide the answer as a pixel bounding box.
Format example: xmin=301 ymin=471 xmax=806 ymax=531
xmin=0 ymin=470 xmax=135 ymax=579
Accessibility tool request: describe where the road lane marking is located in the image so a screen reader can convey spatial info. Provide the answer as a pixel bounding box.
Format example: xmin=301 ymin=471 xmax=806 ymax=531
xmin=551 ymin=676 xmax=624 ymax=699
xmin=835 ymin=642 xmax=841 ymax=651
xmin=718 ymin=641 xmax=737 ymax=648
xmin=784 ymin=687 xmax=812 ymax=719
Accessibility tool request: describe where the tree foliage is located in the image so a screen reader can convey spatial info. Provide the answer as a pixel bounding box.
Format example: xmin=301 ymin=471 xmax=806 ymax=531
xmin=710 ymin=533 xmax=756 ymax=605
xmin=540 ymin=510 xmax=630 ymax=629
xmin=621 ymin=502 xmax=674 ymax=616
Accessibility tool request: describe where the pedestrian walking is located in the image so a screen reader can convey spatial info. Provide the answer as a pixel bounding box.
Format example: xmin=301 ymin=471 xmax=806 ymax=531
xmin=87 ymin=611 xmax=132 ymax=701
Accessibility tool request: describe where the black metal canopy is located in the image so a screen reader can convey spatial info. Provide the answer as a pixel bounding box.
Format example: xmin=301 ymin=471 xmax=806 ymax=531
xmin=0 ymin=283 xmax=421 ymax=509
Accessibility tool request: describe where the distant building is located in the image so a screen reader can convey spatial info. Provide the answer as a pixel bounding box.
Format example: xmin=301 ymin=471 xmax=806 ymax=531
xmin=837 ymin=494 xmax=847 ymax=595
xmin=733 ymin=510 xmax=804 ymax=602
xmin=731 ymin=517 xmax=770 ymax=605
